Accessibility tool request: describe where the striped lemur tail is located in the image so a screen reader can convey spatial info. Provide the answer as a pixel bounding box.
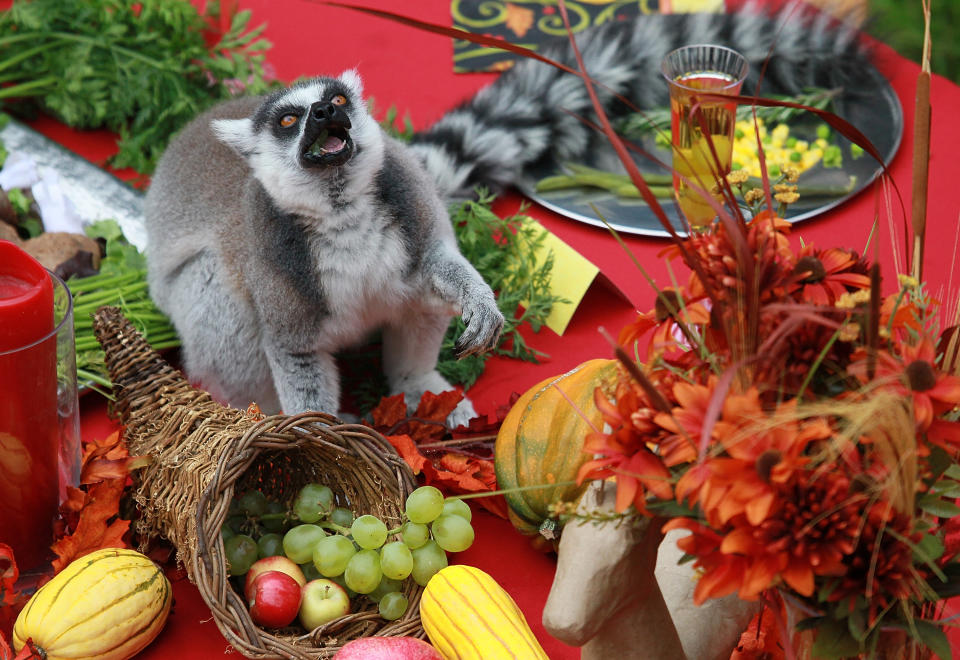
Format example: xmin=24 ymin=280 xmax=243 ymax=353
xmin=409 ymin=1 xmax=871 ymax=200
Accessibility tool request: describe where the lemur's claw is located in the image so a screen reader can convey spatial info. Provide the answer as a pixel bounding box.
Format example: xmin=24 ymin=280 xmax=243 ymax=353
xmin=456 ymin=296 xmax=504 ymax=359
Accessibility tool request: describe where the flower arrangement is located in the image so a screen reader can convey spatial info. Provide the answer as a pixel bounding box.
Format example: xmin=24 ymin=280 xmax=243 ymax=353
xmin=579 ymin=190 xmax=960 ymax=655
xmin=467 ymin=0 xmax=960 ymax=650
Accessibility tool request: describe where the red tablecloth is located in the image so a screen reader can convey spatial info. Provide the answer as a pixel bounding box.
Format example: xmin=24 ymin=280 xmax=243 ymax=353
xmin=20 ymin=0 xmax=960 ymax=657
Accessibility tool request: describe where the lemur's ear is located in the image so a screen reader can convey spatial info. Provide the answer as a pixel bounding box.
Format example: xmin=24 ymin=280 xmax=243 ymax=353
xmin=338 ymin=69 xmax=364 ymax=97
xmin=211 ymin=118 xmax=257 ymax=157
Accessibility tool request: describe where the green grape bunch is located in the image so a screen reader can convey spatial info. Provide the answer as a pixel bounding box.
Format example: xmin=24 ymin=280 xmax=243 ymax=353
xmin=223 ymin=482 xmax=478 ymax=625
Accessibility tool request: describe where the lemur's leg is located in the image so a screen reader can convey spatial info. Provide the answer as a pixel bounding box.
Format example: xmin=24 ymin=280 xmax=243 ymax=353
xmin=384 ymin=240 xmax=503 ymax=428
xmin=161 ymin=251 xmax=282 ymax=413
xmin=263 ymin=344 xmax=341 ymax=416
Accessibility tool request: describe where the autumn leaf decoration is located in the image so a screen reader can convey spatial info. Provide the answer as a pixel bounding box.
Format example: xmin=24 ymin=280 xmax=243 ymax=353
xmin=505 ymin=3 xmax=535 ymax=38
xmin=0 ymin=544 xmax=29 ymax=654
xmin=1 ymin=637 xmax=43 ymax=660
xmin=51 ymin=431 xmax=150 ymax=572
xmin=367 ymin=391 xmax=509 ymax=519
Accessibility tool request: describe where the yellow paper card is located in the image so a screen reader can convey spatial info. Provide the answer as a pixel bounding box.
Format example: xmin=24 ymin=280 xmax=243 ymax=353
xmin=520 ymin=219 xmax=600 ymax=335
xmin=666 ymin=0 xmax=725 ymax=12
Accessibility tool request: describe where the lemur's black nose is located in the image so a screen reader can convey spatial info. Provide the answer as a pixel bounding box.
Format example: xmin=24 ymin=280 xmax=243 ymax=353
xmin=309 ymin=101 xmax=352 ymax=128
xmin=312 ymin=103 xmax=336 ymax=121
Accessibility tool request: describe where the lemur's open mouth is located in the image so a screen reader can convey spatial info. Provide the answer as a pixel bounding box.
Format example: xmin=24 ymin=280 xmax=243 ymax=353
xmin=301 ymin=123 xmax=353 ymax=167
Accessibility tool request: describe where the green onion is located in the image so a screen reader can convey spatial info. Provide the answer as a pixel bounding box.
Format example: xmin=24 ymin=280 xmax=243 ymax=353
xmin=69 ymin=220 xmax=180 ymax=389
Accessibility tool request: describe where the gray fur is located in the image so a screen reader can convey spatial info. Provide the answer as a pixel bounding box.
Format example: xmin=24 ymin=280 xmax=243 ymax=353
xmin=410 ymin=1 xmax=871 ymax=199
xmin=145 ymin=72 xmax=503 ymax=424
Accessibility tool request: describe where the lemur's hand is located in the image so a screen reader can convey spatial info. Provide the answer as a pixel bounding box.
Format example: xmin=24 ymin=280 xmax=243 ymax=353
xmin=455 ymin=288 xmax=504 ymax=358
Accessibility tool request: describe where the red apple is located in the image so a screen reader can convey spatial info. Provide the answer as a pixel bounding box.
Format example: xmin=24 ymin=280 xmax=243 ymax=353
xmin=334 ymin=636 xmax=443 ymax=659
xmin=248 ymin=570 xmax=302 ymax=628
xmin=244 ymin=555 xmax=307 ymax=599
xmin=299 ymin=578 xmax=351 ymax=630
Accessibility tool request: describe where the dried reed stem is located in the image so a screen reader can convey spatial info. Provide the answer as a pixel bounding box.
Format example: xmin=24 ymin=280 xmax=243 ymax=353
xmin=910 ymin=0 xmax=933 ymax=281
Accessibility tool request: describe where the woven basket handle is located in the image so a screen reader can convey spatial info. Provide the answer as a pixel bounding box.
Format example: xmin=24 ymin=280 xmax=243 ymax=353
xmin=92 ymin=305 xmax=208 ymax=424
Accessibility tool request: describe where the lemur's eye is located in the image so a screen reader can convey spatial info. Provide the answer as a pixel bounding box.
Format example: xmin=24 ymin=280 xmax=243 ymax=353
xmin=279 ymin=114 xmax=299 ymax=128
xmin=331 ymin=95 xmax=347 ymax=106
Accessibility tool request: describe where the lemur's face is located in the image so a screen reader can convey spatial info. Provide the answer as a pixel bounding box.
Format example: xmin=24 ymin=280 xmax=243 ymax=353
xmin=262 ymin=78 xmax=358 ymax=170
xmin=212 ymin=70 xmax=379 ymax=178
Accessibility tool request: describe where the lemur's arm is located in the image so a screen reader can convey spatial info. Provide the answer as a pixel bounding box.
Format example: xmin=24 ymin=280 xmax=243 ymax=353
xmin=377 ymin=139 xmax=505 ymax=359
xmin=420 ymin=240 xmax=504 ymax=358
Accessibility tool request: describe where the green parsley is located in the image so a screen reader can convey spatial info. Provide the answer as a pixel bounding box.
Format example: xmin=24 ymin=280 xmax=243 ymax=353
xmin=437 ymin=190 xmax=565 ymax=389
xmin=0 ymin=0 xmax=276 ymax=174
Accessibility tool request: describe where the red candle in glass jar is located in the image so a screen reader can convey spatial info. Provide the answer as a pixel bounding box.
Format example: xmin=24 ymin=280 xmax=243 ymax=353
xmin=0 ymin=240 xmax=60 ymax=573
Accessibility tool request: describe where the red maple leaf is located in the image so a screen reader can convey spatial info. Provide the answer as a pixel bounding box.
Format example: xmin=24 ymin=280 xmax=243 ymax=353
xmin=58 ymin=486 xmax=92 ymax=534
xmin=407 ymin=390 xmax=465 ymax=443
xmin=413 ymin=390 xmax=463 ymax=425
xmin=370 ymin=393 xmax=408 ymax=430
xmin=369 ymin=391 xmax=465 ymax=443
xmin=11 ymin=640 xmax=42 ymax=660
xmin=384 ymin=434 xmax=430 ymax=476
xmin=0 ymin=545 xmax=29 ymax=648
xmin=431 ymin=453 xmax=507 ymax=519
xmin=50 ymin=479 xmax=131 ymax=573
xmin=730 ymin=606 xmax=783 ymax=659
xmin=79 ymin=431 xmax=150 ymax=486
xmin=385 ymin=434 xmax=507 ymax=519
xmin=370 ymin=390 xmax=510 ymax=519
xmin=437 ymin=454 xmax=489 ymax=491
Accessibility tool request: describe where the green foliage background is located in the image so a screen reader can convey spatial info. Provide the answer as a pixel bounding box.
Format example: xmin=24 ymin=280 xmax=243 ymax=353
xmin=867 ymin=0 xmax=958 ymax=84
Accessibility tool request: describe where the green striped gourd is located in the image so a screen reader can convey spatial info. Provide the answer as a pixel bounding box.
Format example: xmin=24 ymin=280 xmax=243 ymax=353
xmin=494 ymin=359 xmax=619 ymax=538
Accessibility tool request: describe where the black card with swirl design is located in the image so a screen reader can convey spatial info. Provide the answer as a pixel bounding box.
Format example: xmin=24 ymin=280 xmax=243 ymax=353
xmin=452 ymin=0 xmax=725 ymax=73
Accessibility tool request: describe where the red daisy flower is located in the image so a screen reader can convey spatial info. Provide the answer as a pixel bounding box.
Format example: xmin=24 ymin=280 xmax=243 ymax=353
xmin=850 ymin=336 xmax=960 ymax=430
xmin=790 ymin=245 xmax=870 ymax=306
xmin=618 ymin=288 xmax=711 ymax=357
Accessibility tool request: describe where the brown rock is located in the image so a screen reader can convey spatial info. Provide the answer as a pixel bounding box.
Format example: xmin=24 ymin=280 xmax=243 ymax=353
xmin=0 ymin=222 xmax=21 ymax=244
xmin=20 ymin=232 xmax=101 ymax=272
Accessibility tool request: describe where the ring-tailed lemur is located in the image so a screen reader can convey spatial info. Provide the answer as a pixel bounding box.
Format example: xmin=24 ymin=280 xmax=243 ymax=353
xmin=144 ymin=2 xmax=869 ymax=425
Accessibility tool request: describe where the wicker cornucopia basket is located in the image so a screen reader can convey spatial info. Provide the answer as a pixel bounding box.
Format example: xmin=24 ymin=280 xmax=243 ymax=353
xmin=92 ymin=306 xmax=426 ymax=659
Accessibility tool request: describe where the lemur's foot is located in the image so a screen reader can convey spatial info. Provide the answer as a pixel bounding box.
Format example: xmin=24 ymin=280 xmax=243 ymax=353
xmin=395 ymin=371 xmax=476 ymax=429
xmin=445 ymin=397 xmax=477 ymax=430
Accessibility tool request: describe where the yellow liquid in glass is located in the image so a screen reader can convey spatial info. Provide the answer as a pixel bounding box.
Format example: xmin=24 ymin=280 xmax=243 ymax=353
xmin=669 ymin=72 xmax=739 ymax=227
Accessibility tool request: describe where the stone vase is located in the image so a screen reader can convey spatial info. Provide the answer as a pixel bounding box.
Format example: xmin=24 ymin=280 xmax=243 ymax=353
xmin=542 ymin=480 xmax=758 ymax=660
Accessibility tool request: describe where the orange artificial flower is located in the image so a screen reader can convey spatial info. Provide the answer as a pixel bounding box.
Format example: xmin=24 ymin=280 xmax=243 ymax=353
xmin=667 ymin=469 xmax=866 ymax=604
xmin=618 ymin=289 xmax=711 ymax=357
xmin=663 ymin=517 xmax=749 ymax=604
xmin=578 ymin=385 xmax=674 ymax=513
xmin=790 ymin=245 xmax=870 ymax=306
xmin=668 ymin=389 xmax=829 ymax=527
xmin=880 ymin=291 xmax=924 ymax=335
xmin=850 ymin=336 xmax=960 ymax=430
